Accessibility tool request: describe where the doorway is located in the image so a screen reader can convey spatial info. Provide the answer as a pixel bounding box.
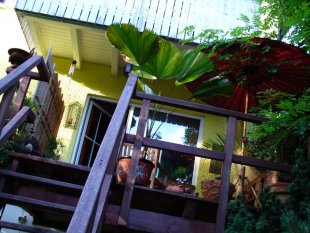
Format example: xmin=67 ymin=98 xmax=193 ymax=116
xmin=73 ymin=97 xmax=117 ymax=166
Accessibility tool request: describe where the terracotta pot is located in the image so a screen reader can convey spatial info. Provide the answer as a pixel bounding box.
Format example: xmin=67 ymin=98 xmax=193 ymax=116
xmin=201 ymin=178 xmax=235 ymax=201
xmin=116 ymin=157 xmax=155 ymax=186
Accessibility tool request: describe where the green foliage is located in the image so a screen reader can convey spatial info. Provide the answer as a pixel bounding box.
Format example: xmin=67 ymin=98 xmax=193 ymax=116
xmin=0 ymin=141 xmax=13 ymax=168
xmin=225 ymin=148 xmax=310 ymax=232
xmin=107 ymin=23 xmax=234 ymax=100
xmin=43 ymin=137 xmax=64 ymax=160
xmin=286 ymin=149 xmax=310 ymax=220
xmin=170 ymin=166 xmax=192 ymax=184
xmin=180 ymin=1 xmax=310 ymax=52
xmin=225 ymin=197 xmax=256 ymax=233
xmin=247 ymin=89 xmax=310 ymax=163
xmin=106 ymin=24 xmax=159 ymax=66
xmin=255 ymin=188 xmax=284 ymax=233
xmin=281 ymin=208 xmax=310 ymax=233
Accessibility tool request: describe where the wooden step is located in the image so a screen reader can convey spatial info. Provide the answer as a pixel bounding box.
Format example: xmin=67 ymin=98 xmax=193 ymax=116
xmin=0 ymin=169 xmax=83 ymax=191
xmin=0 ymin=220 xmax=64 ymax=233
xmin=0 ymin=193 xmax=75 ymax=214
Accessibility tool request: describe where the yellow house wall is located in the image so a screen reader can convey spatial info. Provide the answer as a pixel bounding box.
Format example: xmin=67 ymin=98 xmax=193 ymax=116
xmin=52 ymin=56 xmax=242 ymax=195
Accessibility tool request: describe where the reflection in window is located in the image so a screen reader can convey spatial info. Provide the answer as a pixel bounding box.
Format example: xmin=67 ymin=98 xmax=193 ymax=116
xmin=128 ymin=107 xmax=201 ymax=184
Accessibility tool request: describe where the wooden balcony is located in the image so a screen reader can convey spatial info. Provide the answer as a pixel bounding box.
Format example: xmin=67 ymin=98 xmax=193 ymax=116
xmin=0 ymin=60 xmax=292 ymax=233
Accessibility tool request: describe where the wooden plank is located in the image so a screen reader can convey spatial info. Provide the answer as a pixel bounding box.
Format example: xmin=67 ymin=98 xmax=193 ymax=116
xmin=55 ymin=0 xmax=70 ymax=17
xmin=118 ymin=99 xmax=150 ymax=226
xmin=24 ymin=0 xmax=36 ymax=11
xmin=153 ymin=0 xmax=167 ymax=34
xmin=125 ymin=133 xmax=225 ymax=161
xmin=47 ymin=0 xmax=61 ymax=16
xmin=40 ymin=0 xmax=52 ymax=14
xmin=0 ymin=170 xmax=84 ymax=191
xmin=10 ymin=76 xmax=31 ymax=117
xmin=6 ymin=67 xmax=48 ymax=82
xmin=0 ymin=56 xmax=44 ymax=94
xmin=71 ymin=0 xmax=84 ymax=20
xmin=232 ymin=154 xmax=293 ymax=173
xmin=67 ymin=74 xmax=138 ymax=233
xmin=136 ymin=0 xmax=151 ymax=31
xmin=15 ymin=0 xmax=27 ymax=9
xmin=63 ymin=0 xmax=78 ymax=19
xmin=8 ymin=153 xmax=91 ymax=173
xmin=127 ymin=0 xmax=143 ymax=26
xmin=168 ymin=0 xmax=182 ymax=38
xmin=160 ymin=0 xmax=175 ymax=36
xmin=119 ymin=0 xmax=134 ymax=24
xmin=106 ymin=204 xmax=215 ymax=233
xmin=145 ymin=0 xmax=159 ymax=31
xmin=0 ymin=193 xmax=75 ymax=214
xmin=104 ymin=0 xmax=118 ymax=25
xmin=92 ymin=127 xmax=127 ymax=233
xmin=215 ymin=116 xmax=236 ymax=233
xmin=0 ymin=85 xmax=16 ymax=134
xmin=135 ymin=92 xmax=266 ymax=123
xmin=0 ymin=107 xmax=35 ymax=146
xmin=87 ymin=0 xmax=101 ymax=23
xmin=79 ymin=0 xmax=92 ymax=22
xmin=95 ymin=0 xmax=111 ymax=25
xmin=177 ymin=0 xmax=191 ymax=40
xmin=30 ymin=0 xmax=44 ymax=13
xmin=0 ymin=221 xmax=63 ymax=233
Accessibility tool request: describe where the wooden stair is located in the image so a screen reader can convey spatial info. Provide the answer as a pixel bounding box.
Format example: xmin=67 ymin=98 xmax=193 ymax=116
xmin=0 ymin=152 xmax=217 ymax=233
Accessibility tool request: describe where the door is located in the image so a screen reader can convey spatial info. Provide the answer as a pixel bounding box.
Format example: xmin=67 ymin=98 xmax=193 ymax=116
xmin=78 ymin=100 xmax=112 ymax=166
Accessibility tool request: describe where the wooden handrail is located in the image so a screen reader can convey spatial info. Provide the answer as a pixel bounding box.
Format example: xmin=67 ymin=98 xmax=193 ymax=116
xmin=135 ymin=92 xmax=266 ymax=123
xmin=0 ymin=56 xmax=47 ymax=95
xmin=67 ymin=74 xmax=138 ymax=233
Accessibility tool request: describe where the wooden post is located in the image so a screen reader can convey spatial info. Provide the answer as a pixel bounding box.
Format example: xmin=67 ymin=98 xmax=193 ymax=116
xmin=67 ymin=74 xmax=137 ymax=233
xmin=0 ymin=85 xmax=17 ymax=135
xmin=214 ymin=116 xmax=236 ymax=233
xmin=118 ymin=99 xmax=150 ymax=226
xmin=10 ymin=76 xmax=31 ymax=118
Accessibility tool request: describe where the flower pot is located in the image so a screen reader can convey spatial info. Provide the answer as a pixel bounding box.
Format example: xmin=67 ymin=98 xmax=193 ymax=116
xmin=201 ymin=178 xmax=235 ymax=201
xmin=116 ymin=157 xmax=155 ymax=186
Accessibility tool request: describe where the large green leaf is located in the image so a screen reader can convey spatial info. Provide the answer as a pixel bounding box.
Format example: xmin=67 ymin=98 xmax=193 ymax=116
xmin=138 ymin=39 xmax=182 ymax=80
xmin=175 ymin=49 xmax=215 ymax=85
xmin=137 ymin=79 xmax=155 ymax=95
xmin=106 ymin=24 xmax=159 ymax=66
xmin=190 ymin=76 xmax=234 ymax=99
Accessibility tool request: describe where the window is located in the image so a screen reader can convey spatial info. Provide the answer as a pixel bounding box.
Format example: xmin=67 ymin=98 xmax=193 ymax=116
xmin=127 ymin=106 xmax=202 ymax=184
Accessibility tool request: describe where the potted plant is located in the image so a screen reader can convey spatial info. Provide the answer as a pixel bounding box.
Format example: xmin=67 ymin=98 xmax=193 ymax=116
xmin=107 ymin=23 xmax=234 ymax=186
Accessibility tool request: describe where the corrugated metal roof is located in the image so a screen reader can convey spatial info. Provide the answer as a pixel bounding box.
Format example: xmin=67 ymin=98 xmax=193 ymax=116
xmin=15 ymin=0 xmax=258 ymax=41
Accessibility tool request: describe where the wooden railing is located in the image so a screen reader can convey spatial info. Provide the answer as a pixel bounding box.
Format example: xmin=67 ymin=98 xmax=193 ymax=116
xmin=67 ymin=74 xmax=292 ymax=233
xmin=0 ymin=55 xmax=50 ymax=146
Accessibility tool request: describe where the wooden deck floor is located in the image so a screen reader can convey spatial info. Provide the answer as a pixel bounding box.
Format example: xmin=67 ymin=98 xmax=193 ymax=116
xmin=0 ymin=153 xmax=216 ymax=233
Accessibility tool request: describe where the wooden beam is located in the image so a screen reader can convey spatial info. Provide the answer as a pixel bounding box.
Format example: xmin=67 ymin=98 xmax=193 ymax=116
xmin=125 ymin=133 xmax=292 ymax=173
xmin=0 ymin=193 xmax=75 ymax=214
xmin=111 ymin=47 xmax=119 ymax=77
xmin=106 ymin=204 xmax=215 ymax=233
xmin=215 ymin=116 xmax=237 ymax=233
xmin=118 ymin=99 xmax=150 ymax=226
xmin=0 ymin=170 xmax=83 ymax=191
xmin=10 ymin=76 xmax=31 ymax=117
xmin=0 ymin=107 xmax=35 ymax=146
xmin=135 ymin=92 xmax=266 ymax=123
xmin=0 ymin=56 xmax=44 ymax=94
xmin=26 ymin=19 xmax=44 ymax=55
xmin=91 ymin=127 xmax=128 ymax=233
xmin=70 ymin=28 xmax=82 ymax=69
xmin=0 ymin=85 xmax=17 ymax=135
xmin=67 ymin=74 xmax=138 ymax=233
xmin=6 ymin=66 xmax=48 ymax=81
xmin=0 ymin=221 xmax=64 ymax=233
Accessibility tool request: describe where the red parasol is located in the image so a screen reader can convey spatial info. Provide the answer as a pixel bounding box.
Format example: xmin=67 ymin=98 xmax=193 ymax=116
xmin=186 ymin=38 xmax=310 ymax=112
